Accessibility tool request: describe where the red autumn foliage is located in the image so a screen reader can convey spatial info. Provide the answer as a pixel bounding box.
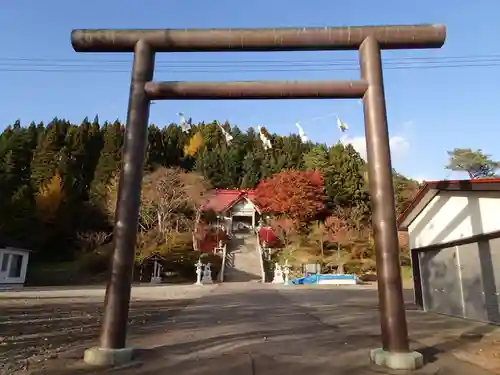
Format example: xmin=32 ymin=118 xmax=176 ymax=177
xmin=254 ymin=170 xmax=325 ymax=220
xmin=258 ymin=226 xmax=281 ymax=248
xmin=258 ymin=218 xmax=299 ymax=249
xmin=271 ymin=217 xmax=298 ymax=241
xmin=195 ymin=222 xmax=229 ymax=253
xmin=197 ymin=228 xmax=229 ymax=253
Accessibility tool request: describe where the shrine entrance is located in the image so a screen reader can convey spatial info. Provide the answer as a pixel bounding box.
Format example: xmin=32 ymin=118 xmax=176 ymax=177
xmin=71 ymin=24 xmax=446 ymax=369
xmin=230 ymin=197 xmax=259 ymax=234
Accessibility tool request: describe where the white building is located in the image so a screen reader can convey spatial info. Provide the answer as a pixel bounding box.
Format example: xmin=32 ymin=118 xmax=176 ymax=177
xmin=0 ymin=246 xmax=31 ymax=289
xmin=398 ymin=179 xmax=500 ymax=323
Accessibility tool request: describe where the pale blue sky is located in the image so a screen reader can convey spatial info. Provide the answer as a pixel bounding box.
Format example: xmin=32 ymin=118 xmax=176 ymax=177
xmin=1 ymin=0 xmax=498 ymax=181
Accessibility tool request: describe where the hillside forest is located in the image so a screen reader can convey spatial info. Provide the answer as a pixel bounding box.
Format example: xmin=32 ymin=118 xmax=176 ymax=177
xmin=0 ymin=116 xmax=422 ymax=284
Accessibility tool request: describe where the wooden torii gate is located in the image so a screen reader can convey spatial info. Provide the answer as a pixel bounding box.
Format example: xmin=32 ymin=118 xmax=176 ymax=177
xmin=71 ymin=24 xmax=446 ymax=370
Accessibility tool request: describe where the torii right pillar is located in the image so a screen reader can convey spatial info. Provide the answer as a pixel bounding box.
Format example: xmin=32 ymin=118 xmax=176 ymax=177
xmin=360 ymin=36 xmax=421 ymax=370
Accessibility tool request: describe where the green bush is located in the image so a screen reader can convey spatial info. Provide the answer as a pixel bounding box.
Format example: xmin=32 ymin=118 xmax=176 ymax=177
xmin=136 ymin=231 xmax=222 ymax=282
xmin=78 ymin=251 xmax=111 ymax=274
xmin=159 ymin=249 xmax=222 ymax=281
xmin=343 ymin=260 xmax=362 ymax=274
xmin=26 ymin=258 xmax=109 ymax=286
xmin=143 ymin=233 xmax=223 ymax=282
xmin=343 ymin=258 xmax=377 ymax=275
xmin=152 ymin=232 xmax=193 ymax=256
xmin=26 ymin=262 xmax=81 ymax=286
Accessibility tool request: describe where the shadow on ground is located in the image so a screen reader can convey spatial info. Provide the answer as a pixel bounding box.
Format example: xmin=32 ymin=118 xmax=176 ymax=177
xmin=18 ymin=284 xmax=498 ymax=375
xmin=223 ymin=267 xmax=262 ymax=282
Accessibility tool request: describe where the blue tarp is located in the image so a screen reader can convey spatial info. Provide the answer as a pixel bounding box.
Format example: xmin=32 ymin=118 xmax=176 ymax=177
xmin=292 ymin=274 xmax=319 ymax=285
xmin=318 ymin=274 xmax=356 ymax=280
xmin=291 ymin=274 xmax=356 ymax=285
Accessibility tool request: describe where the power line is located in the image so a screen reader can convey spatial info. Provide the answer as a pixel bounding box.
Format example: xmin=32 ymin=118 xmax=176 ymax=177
xmin=0 ymin=53 xmax=500 ymax=73
xmin=1 ymin=53 xmax=500 ymax=64
xmin=2 ymin=57 xmax=500 ymax=69
xmin=0 ymin=62 xmax=499 ymax=74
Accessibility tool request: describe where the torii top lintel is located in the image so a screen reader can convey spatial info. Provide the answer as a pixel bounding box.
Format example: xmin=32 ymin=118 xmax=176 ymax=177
xmin=71 ymin=24 xmax=446 ymax=53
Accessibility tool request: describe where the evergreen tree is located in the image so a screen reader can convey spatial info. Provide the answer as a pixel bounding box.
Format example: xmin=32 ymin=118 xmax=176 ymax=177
xmin=90 ymin=120 xmax=123 ymax=200
xmin=393 ymin=172 xmax=420 ymax=214
xmin=0 ymin=124 xmax=36 ymax=195
xmin=59 ymin=125 xmax=87 ymax=199
xmin=323 ymin=143 xmax=369 ymax=213
xmin=241 ymin=151 xmax=263 ymax=188
xmin=30 ymin=119 xmax=64 ymax=190
xmin=0 ymin=185 xmax=37 ymax=247
xmin=303 ymin=144 xmax=329 ymax=171
xmin=445 ymin=148 xmax=500 ymax=179
xmin=279 ymin=134 xmax=308 ymax=169
xmin=146 ymin=124 xmax=164 ymax=170
xmin=81 ymin=115 xmax=103 ymax=197
xmin=195 ymin=149 xmax=228 ymax=188
xmin=162 ymin=124 xmax=189 ymax=168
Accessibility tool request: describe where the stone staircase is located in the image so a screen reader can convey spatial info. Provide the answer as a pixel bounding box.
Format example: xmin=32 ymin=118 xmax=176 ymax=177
xmin=224 ymin=234 xmax=263 ymax=282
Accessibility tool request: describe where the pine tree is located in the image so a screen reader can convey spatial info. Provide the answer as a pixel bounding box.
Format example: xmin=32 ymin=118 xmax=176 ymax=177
xmin=163 ymin=124 xmax=188 ymax=168
xmin=90 ymin=120 xmax=123 ymax=200
xmin=303 ymin=144 xmax=329 ymax=171
xmin=30 ymin=120 xmax=64 ymax=190
xmin=0 ymin=124 xmax=36 ymax=194
xmin=81 ymin=116 xmax=103 ymax=197
xmin=59 ymin=125 xmax=87 ymax=199
xmin=0 ymin=185 xmax=37 ymax=247
xmin=241 ymin=151 xmax=263 ymax=188
xmin=280 ymin=134 xmax=308 ymax=169
xmin=323 ymin=143 xmax=369 ymax=213
xmin=146 ymin=124 xmax=164 ymax=170
xmin=195 ymin=149 xmax=227 ymax=188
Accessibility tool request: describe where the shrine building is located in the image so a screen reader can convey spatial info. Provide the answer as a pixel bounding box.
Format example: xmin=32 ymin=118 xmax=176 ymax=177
xmin=201 ymin=189 xmax=262 ymax=234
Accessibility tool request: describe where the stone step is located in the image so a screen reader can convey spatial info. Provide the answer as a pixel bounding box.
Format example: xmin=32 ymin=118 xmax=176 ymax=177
xmin=223 ymin=235 xmax=263 ymax=282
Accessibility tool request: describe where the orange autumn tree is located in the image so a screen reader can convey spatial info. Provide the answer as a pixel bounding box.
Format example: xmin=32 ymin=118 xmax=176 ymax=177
xmin=35 ymin=172 xmax=64 ymax=224
xmin=183 ymin=131 xmax=204 ymax=157
xmin=255 ymin=169 xmax=325 ymax=221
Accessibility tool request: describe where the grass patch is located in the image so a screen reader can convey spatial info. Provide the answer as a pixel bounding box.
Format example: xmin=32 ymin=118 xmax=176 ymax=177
xmin=401 ymin=266 xmax=413 ymax=281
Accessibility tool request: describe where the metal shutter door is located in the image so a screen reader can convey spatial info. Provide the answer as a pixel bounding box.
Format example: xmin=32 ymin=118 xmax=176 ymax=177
xmin=486 ymin=237 xmax=500 ymax=323
xmin=419 ymin=247 xmax=463 ymax=317
xmin=477 ymin=237 xmax=500 ymax=323
xmin=458 ymin=242 xmax=488 ymax=322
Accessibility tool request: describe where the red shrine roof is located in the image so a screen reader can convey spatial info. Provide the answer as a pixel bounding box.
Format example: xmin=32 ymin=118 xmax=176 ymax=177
xmin=201 ymin=189 xmax=258 ymax=213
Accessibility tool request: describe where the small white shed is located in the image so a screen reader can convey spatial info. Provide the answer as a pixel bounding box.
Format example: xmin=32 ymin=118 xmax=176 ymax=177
xmin=0 ymin=247 xmax=31 ymax=289
xmin=398 ymin=179 xmax=500 ymax=323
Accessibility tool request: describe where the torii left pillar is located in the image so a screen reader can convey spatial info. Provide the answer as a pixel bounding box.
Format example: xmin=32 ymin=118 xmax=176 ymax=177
xmin=83 ymin=40 xmax=155 ymax=366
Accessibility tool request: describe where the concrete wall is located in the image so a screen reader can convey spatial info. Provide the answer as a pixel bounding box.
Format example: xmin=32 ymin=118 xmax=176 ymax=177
xmin=408 ymin=190 xmax=500 ymax=249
